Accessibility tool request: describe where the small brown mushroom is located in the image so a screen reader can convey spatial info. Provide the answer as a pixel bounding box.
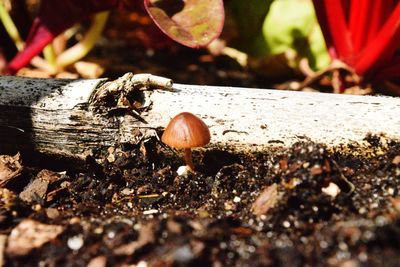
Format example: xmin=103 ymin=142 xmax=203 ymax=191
xmin=162 ymin=112 xmax=210 ymax=171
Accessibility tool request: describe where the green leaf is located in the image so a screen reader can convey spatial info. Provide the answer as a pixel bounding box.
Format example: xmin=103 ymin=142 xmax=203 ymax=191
xmin=229 ymin=0 xmax=329 ymax=72
xmin=261 ymin=0 xmax=329 ymax=70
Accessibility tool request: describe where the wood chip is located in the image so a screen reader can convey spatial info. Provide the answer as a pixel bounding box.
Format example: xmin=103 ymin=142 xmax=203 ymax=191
xmin=310 ymin=165 xmax=323 ymax=175
xmin=251 ymin=183 xmax=278 ymax=216
xmin=114 ymin=222 xmax=156 ymax=255
xmin=0 ymin=153 xmax=23 ymax=188
xmin=86 ymin=255 xmax=107 ymax=267
xmin=19 ymin=178 xmax=49 ymax=203
xmin=36 ymin=169 xmax=63 ymax=183
xmin=45 ymin=208 xmax=60 ymax=219
xmin=19 ymin=169 xmax=63 ymax=203
xmin=6 ymin=219 xmax=63 ymax=256
xmin=279 ymin=159 xmax=288 ymax=172
xmin=166 ymin=219 xmax=182 ymax=234
xmin=390 ymin=197 xmax=400 ymax=214
xmin=392 ymin=155 xmax=400 ymax=165
xmin=0 ymin=235 xmax=6 ymax=267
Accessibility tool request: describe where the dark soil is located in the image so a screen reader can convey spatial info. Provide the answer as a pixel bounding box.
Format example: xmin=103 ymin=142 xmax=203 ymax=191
xmin=1 ymin=134 xmax=400 ymax=267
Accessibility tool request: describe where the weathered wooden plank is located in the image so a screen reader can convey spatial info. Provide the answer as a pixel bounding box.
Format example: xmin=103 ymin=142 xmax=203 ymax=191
xmin=0 ymin=74 xmax=399 ymax=159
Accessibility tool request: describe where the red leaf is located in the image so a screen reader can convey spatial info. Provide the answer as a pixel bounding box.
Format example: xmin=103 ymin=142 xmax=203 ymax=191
xmin=144 ymin=0 xmax=224 ymax=48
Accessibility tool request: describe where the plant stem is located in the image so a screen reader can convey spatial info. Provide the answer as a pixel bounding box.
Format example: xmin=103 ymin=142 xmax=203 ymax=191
xmin=313 ymin=0 xmax=352 ymax=60
xmin=354 ymin=2 xmax=400 ymax=76
xmin=348 ymin=0 xmax=370 ymax=53
xmin=184 ymin=148 xmax=195 ymax=171
xmin=0 ymin=1 xmax=24 ymax=50
xmin=56 ymin=11 xmax=109 ymax=68
xmin=43 ymin=44 xmax=57 ymax=73
xmin=8 ymin=18 xmax=54 ymax=73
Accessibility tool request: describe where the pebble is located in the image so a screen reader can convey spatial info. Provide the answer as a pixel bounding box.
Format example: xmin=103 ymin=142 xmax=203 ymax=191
xmin=137 ymin=261 xmax=148 ymax=267
xmin=174 ymin=245 xmax=194 ymax=263
xmin=233 ymin=196 xmax=241 ymax=203
xmin=176 ymin=166 xmax=190 ymax=176
xmin=121 ymin=188 xmax=134 ymax=195
xmin=67 ymin=235 xmax=84 ymax=251
xmin=143 ymin=209 xmax=159 ymax=215
xmin=322 ymin=182 xmax=341 ymax=198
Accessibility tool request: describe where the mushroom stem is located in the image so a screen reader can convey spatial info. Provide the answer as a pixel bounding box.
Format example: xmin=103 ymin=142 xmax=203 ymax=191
xmin=184 ymin=148 xmax=195 ymax=171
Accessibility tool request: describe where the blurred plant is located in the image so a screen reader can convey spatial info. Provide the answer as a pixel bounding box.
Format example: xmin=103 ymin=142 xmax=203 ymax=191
xmin=0 ymin=0 xmax=224 ymax=75
xmin=223 ymin=0 xmax=329 ymax=81
xmin=223 ymin=0 xmax=400 ymax=94
xmin=313 ymin=0 xmax=400 ymax=94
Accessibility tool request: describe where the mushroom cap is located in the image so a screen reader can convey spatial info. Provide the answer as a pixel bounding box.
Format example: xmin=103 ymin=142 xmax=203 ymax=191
xmin=162 ymin=112 xmax=211 ymax=149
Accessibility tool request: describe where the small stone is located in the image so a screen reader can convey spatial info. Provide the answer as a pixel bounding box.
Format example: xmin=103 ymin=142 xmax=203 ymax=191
xmin=143 ymin=209 xmax=159 ymax=215
xmin=358 ymin=207 xmax=367 ymax=214
xmin=322 ymin=182 xmax=341 ymax=198
xmin=121 ymin=188 xmax=134 ymax=195
xmin=233 ymin=196 xmax=241 ymax=203
xmin=107 ymin=231 xmax=116 ymax=239
xmin=67 ymin=235 xmax=84 ymax=251
xmin=137 ymin=261 xmax=148 ymax=267
xmin=174 ymin=245 xmax=194 ymax=263
xmin=176 ymin=166 xmax=190 ymax=176
xmin=94 ymin=227 xmax=103 ymax=234
xmin=387 ymin=187 xmax=395 ymax=195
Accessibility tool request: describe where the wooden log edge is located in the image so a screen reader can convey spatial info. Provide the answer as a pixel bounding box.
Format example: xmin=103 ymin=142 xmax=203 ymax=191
xmin=0 ymin=73 xmax=399 ymax=161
